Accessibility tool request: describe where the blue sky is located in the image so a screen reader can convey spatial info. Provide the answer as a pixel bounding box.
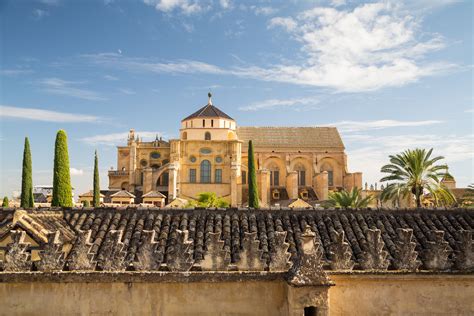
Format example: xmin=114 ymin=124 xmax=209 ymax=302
xmin=0 ymin=0 xmax=472 ymax=198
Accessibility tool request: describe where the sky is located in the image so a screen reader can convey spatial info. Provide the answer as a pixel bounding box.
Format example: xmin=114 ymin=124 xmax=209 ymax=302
xmin=0 ymin=0 xmax=472 ymax=198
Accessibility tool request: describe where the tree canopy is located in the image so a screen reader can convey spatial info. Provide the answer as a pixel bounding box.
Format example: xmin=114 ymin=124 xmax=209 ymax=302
xmin=52 ymin=130 xmax=73 ymax=207
xmin=187 ymin=192 xmax=229 ymax=208
xmin=92 ymin=150 xmax=100 ymax=207
xmin=20 ymin=137 xmax=34 ymax=208
xmin=326 ymin=187 xmax=373 ymax=209
xmin=247 ymin=140 xmax=259 ymax=208
xmin=380 ymin=148 xmax=455 ymax=208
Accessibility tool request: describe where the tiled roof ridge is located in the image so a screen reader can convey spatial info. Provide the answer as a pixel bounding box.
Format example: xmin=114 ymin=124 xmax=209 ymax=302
xmin=110 ymin=190 xmax=135 ymax=198
xmin=182 ymin=103 xmax=234 ymax=121
xmin=1 ymin=207 xmax=473 ymax=274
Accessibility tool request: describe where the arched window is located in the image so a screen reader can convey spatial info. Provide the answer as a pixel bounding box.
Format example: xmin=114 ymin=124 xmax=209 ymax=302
xmin=205 ymin=132 xmax=211 ymax=140
xmin=200 ymin=160 xmax=211 ymax=183
xmin=121 ymin=182 xmax=129 ymax=190
xmin=157 ymin=172 xmax=169 ymax=187
xmin=295 ymin=163 xmax=306 ymax=186
xmin=321 ymin=163 xmax=334 ymax=187
xmin=182 ymin=131 xmax=187 ymax=140
xmin=268 ymin=163 xmax=280 ymax=186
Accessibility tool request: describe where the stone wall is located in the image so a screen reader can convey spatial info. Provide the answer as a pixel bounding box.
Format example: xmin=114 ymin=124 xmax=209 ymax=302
xmin=1 ymin=274 xmax=473 ymax=315
xmin=0 ymin=280 xmax=288 ymax=316
xmin=329 ymin=274 xmax=474 ymax=316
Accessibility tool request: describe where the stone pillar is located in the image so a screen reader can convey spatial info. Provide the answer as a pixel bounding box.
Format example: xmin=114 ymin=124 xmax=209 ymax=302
xmin=315 ymin=172 xmax=329 ymax=201
xmin=257 ymin=169 xmax=270 ymax=207
xmin=129 ymin=142 xmax=137 ymax=189
xmin=286 ymin=171 xmax=298 ymax=199
xmin=168 ymin=163 xmax=178 ymax=200
xmin=230 ymin=162 xmax=239 ymax=207
xmin=143 ymin=167 xmax=153 ymax=194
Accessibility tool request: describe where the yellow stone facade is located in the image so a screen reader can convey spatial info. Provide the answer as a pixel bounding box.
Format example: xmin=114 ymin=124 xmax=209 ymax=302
xmin=108 ymin=94 xmax=362 ymax=206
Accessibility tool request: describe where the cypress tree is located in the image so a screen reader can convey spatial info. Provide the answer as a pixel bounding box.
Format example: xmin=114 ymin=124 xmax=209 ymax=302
xmin=247 ymin=140 xmax=259 ymax=208
xmin=92 ymin=150 xmax=100 ymax=207
xmin=20 ymin=137 xmax=34 ymax=208
xmin=2 ymin=196 xmax=9 ymax=207
xmin=52 ymin=130 xmax=73 ymax=207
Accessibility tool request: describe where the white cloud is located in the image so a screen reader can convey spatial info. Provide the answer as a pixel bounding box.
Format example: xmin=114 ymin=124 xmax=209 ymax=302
xmin=33 ymin=9 xmax=49 ymax=19
xmin=81 ymin=2 xmax=454 ymax=93
xmin=1 ymin=69 xmax=34 ymax=76
xmin=327 ymin=119 xmax=443 ymax=132
xmin=268 ymin=17 xmax=297 ymax=31
xmin=329 ymin=0 xmax=346 ymax=7
xmin=182 ymin=22 xmax=194 ymax=33
xmin=38 ymin=0 xmax=60 ymax=5
xmin=80 ymin=131 xmax=168 ymax=146
xmin=82 ymin=53 xmax=226 ymax=75
xmin=103 ymin=74 xmax=119 ymax=81
xmin=219 ymin=0 xmax=232 ymax=10
xmin=143 ymin=0 xmax=205 ymax=15
xmin=118 ymin=88 xmax=136 ymax=95
xmin=239 ymin=97 xmax=320 ymax=111
xmin=70 ymin=168 xmax=84 ymax=176
xmin=0 ymin=105 xmax=101 ymax=123
xmin=345 ymin=133 xmax=474 ymax=186
xmin=37 ymin=77 xmax=106 ymax=101
xmin=259 ymin=2 xmax=453 ymax=92
xmin=253 ymin=6 xmax=278 ymax=16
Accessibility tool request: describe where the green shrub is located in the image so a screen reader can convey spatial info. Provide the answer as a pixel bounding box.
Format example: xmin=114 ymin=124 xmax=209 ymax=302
xmin=2 ymin=196 xmax=9 ymax=207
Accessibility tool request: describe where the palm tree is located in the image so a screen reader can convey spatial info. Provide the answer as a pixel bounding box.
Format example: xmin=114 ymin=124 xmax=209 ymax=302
xmin=327 ymin=188 xmax=373 ymax=208
xmin=380 ymin=148 xmax=455 ymax=208
xmin=461 ymin=184 xmax=474 ymax=208
xmin=187 ymin=192 xmax=229 ymax=208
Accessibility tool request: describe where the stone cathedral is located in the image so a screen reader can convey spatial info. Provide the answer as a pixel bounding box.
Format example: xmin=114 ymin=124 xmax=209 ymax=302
xmin=108 ymin=93 xmax=362 ymax=206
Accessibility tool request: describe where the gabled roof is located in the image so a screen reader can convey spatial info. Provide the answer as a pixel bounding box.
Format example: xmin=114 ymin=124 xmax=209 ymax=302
xmin=110 ymin=190 xmax=136 ymax=198
xmin=79 ymin=190 xmax=105 ymax=198
xmin=142 ymin=191 xmax=166 ymax=198
xmin=182 ymin=103 xmax=233 ymax=121
xmin=12 ymin=210 xmax=76 ymax=244
xmin=278 ymin=198 xmax=312 ymax=208
xmin=0 ymin=211 xmax=14 ymax=240
xmin=237 ymin=126 xmax=345 ymax=149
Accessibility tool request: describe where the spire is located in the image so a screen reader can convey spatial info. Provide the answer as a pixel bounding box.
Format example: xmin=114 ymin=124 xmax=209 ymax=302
xmin=208 ymin=92 xmax=212 ymax=105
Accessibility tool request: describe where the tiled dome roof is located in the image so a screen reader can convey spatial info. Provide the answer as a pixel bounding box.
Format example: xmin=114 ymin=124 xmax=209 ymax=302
xmin=182 ymin=103 xmax=234 ymax=121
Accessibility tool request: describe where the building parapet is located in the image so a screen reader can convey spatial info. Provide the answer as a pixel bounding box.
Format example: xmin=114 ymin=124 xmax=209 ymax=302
xmin=108 ymin=170 xmax=129 ymax=176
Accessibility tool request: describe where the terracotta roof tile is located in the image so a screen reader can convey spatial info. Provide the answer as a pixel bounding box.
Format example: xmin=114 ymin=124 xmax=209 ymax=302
xmin=110 ymin=190 xmax=136 ymax=198
xmin=2 ymin=208 xmax=473 ymax=272
xmin=237 ymin=126 xmax=345 ymax=149
xmin=182 ymin=104 xmax=233 ymax=121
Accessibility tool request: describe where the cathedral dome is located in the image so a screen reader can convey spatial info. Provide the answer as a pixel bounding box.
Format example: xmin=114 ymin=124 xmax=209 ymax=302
xmin=182 ymin=93 xmax=234 ymax=122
